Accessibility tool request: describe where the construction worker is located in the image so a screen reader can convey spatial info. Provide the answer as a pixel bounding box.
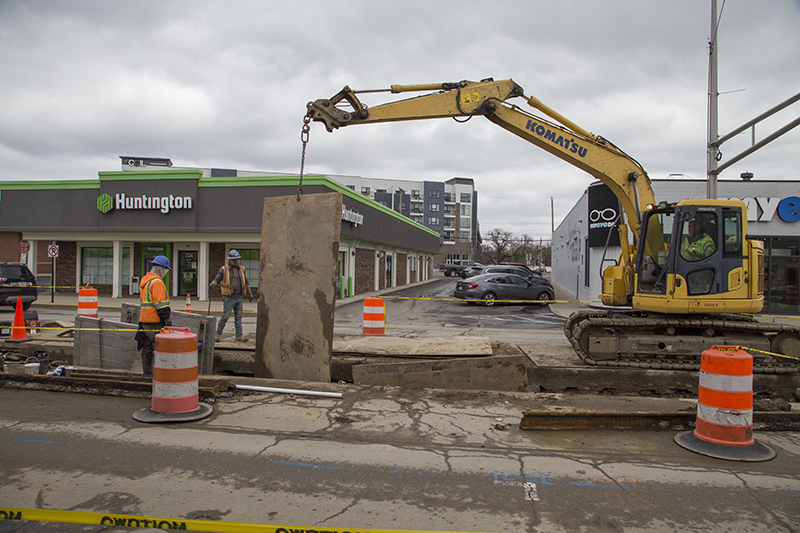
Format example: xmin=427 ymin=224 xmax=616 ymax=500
xmin=134 ymin=255 xmax=172 ymax=375
xmin=680 ymin=215 xmax=716 ymax=262
xmin=211 ymin=249 xmax=252 ymax=342
xmin=680 ymin=215 xmax=716 ymax=295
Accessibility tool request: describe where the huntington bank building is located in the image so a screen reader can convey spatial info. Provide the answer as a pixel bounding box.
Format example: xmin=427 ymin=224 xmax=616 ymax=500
xmin=553 ymin=178 xmax=800 ymax=316
xmin=0 ymin=157 xmax=440 ymax=301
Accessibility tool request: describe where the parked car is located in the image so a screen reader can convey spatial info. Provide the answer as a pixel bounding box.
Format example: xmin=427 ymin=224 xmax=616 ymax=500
xmin=0 ymin=263 xmax=38 ymax=310
xmin=441 ymin=260 xmax=481 ymax=278
xmin=460 ymin=264 xmax=484 ymax=279
xmin=468 ymin=265 xmax=545 ymax=281
xmin=453 ymin=273 xmax=554 ymax=306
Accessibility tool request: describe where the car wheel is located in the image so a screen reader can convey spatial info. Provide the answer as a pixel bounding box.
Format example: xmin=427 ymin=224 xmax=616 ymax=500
xmin=481 ymin=292 xmax=497 ymax=307
xmin=537 ymin=291 xmax=551 ymax=305
xmin=448 ymin=270 xmax=457 ymax=277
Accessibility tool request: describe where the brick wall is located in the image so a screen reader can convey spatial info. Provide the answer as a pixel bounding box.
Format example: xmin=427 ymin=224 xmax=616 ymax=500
xmin=397 ymin=253 xmax=407 ymax=285
xmin=355 ymin=249 xmax=375 ymax=295
xmin=55 ymin=241 xmax=77 ymax=294
xmin=0 ymin=232 xmax=22 ymax=262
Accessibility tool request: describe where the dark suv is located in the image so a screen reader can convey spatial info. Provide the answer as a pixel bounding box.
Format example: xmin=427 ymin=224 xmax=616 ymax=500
xmin=0 ymin=263 xmax=38 ymax=310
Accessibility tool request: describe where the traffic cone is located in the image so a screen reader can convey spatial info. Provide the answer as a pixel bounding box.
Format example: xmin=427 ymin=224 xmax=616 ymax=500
xmin=185 ymin=293 xmax=192 ymax=313
xmin=10 ymin=296 xmax=27 ymax=342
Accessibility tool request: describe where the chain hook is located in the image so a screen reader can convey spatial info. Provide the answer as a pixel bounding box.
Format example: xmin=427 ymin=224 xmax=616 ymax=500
xmin=297 ymin=114 xmax=312 ymax=201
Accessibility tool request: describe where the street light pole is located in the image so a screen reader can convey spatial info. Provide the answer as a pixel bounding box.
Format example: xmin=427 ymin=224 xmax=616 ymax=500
xmin=707 ymin=0 xmax=719 ymax=199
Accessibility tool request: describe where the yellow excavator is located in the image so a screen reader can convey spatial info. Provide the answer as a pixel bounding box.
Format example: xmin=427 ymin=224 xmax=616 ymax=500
xmin=305 ymin=78 xmax=799 ymax=371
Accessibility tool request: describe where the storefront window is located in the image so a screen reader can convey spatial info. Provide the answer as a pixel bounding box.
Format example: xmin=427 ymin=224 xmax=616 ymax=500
xmin=81 ymin=247 xmax=130 ymax=286
xmin=238 ymin=249 xmax=260 ymax=289
xmin=765 ymin=237 xmax=800 ymax=315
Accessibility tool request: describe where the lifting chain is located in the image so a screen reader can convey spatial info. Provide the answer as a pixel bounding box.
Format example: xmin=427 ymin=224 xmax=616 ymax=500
xmin=297 ymin=113 xmax=312 ymax=201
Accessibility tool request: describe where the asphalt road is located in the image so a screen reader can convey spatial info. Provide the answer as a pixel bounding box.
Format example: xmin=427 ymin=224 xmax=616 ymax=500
xmin=333 ymin=278 xmax=568 ymax=341
xmin=2 ymin=387 xmax=800 ymax=533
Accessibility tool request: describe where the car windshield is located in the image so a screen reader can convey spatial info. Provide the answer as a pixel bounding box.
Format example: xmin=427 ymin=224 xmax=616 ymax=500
xmin=0 ymin=265 xmax=30 ymax=278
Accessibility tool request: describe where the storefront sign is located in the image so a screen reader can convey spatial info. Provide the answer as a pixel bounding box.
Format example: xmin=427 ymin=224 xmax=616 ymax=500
xmin=588 ymin=183 xmax=622 ymax=247
xmin=96 ymin=193 xmax=194 ymax=214
xmin=731 ymin=196 xmax=800 ymax=223
xmin=342 ymin=205 xmax=364 ymax=227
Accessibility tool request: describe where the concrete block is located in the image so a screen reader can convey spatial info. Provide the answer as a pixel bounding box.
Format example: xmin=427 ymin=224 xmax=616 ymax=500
xmin=334 ymin=335 xmax=493 ymax=357
xmin=73 ymin=316 xmax=139 ymax=370
xmin=528 ymin=366 xmax=800 ymax=400
xmin=255 ymin=193 xmax=341 ymax=382
xmin=352 ymin=354 xmax=528 ymax=392
xmin=120 ymin=304 xmax=216 ymax=375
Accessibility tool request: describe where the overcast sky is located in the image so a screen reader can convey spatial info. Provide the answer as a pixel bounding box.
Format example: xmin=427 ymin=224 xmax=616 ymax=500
xmin=2 ymin=1 xmax=799 ymax=239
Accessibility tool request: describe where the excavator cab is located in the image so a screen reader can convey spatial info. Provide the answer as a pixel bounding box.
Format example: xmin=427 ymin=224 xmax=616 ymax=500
xmin=633 ymin=199 xmax=764 ymax=314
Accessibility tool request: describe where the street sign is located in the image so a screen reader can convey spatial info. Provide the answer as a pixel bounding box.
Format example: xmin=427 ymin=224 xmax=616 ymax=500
xmin=18 ymin=240 xmax=30 ymax=254
xmin=48 ymin=244 xmax=60 ymax=258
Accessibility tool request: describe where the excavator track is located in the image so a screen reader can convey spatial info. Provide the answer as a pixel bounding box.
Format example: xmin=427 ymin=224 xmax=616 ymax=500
xmin=564 ymin=309 xmax=800 ymax=373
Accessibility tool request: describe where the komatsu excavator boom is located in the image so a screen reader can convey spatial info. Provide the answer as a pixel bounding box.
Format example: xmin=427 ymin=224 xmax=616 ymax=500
xmin=306 ymin=78 xmax=799 ymax=371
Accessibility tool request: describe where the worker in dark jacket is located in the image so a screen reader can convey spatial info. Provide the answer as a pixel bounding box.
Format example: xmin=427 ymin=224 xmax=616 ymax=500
xmin=134 ymin=255 xmax=171 ymax=375
xmin=211 ymin=249 xmax=252 ymax=342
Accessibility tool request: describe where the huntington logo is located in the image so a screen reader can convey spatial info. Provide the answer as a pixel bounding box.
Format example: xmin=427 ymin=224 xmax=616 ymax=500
xmin=96 ymin=192 xmax=194 ymax=214
xmin=97 ymin=193 xmax=113 ymax=213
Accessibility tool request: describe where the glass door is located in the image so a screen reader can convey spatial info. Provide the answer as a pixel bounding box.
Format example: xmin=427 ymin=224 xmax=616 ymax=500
xmin=178 ymin=250 xmax=198 ymax=296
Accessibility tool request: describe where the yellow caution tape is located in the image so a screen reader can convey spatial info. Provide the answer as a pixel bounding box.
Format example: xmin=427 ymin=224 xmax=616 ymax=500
xmin=0 ymin=508 xmax=496 ymax=533
xmin=380 ymin=295 xmax=599 ymax=305
xmin=742 ymin=312 xmax=800 ymax=321
xmin=0 ymin=284 xmax=88 ymax=290
xmin=739 ymin=346 xmax=800 ymax=362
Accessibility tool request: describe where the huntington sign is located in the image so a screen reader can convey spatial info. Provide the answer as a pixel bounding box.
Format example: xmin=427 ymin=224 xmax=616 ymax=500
xmin=97 ymin=193 xmax=194 ymax=214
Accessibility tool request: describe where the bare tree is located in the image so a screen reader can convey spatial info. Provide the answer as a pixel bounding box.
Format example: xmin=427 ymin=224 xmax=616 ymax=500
xmin=477 ymin=229 xmax=552 ymax=267
xmin=480 ymin=228 xmax=515 ymax=264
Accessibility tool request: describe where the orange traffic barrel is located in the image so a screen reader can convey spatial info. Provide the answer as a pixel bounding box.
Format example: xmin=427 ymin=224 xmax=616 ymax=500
xmin=362 ymin=296 xmax=386 ymax=335
xmin=133 ymin=327 xmax=212 ymax=423
xmin=675 ymin=346 xmax=775 ymax=461
xmin=77 ymin=287 xmax=98 ymax=318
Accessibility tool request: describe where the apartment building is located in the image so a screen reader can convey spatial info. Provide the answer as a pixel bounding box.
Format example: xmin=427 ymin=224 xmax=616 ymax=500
xmin=331 ymin=175 xmax=480 ymax=263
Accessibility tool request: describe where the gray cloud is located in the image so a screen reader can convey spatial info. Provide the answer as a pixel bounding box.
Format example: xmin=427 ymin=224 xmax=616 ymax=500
xmin=1 ymin=0 xmax=798 ymax=237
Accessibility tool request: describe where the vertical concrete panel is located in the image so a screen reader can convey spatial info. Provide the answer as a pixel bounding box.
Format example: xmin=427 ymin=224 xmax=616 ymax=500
xmin=255 ymin=193 xmax=342 ymax=381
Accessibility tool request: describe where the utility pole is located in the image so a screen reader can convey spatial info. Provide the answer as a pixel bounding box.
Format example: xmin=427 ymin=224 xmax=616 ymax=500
xmin=550 ymin=196 xmax=554 ymax=235
xmin=707 ymin=0 xmax=719 ymax=199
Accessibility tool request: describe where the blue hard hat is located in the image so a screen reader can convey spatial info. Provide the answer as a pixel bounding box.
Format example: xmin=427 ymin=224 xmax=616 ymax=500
xmin=151 ymin=255 xmax=171 ymax=270
xmin=228 ymin=249 xmax=241 ymax=260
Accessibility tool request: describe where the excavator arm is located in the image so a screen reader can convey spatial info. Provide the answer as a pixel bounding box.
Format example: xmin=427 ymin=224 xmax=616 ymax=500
xmin=306 ymin=78 xmax=656 ymax=240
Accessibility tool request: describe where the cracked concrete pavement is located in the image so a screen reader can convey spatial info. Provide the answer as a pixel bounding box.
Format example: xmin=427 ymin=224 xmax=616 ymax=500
xmin=2 ymin=384 xmax=800 ymax=532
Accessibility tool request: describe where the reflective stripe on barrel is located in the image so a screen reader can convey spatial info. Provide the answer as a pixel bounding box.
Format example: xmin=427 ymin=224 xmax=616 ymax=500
xmin=693 ymin=346 xmax=754 ymax=447
xmin=362 ymin=297 xmax=385 ymax=335
xmin=151 ymin=328 xmax=200 ymax=414
xmin=77 ymin=287 xmax=98 ymax=318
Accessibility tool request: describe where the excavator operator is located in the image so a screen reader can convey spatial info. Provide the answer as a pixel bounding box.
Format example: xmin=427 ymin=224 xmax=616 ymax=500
xmin=680 ymin=214 xmax=716 ymax=262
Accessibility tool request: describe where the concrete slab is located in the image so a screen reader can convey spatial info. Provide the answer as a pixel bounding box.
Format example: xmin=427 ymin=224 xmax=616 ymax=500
xmin=333 ymin=335 xmax=493 ymax=357
xmin=73 ymin=316 xmax=138 ymax=371
xmin=529 ymin=365 xmax=800 ymax=400
xmin=255 ymin=192 xmax=341 ymax=382
xmin=352 ymin=353 xmax=528 ymax=392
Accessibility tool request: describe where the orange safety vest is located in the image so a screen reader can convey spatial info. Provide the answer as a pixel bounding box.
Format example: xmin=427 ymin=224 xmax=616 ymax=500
xmin=139 ymin=272 xmax=170 ymax=323
xmin=219 ymin=264 xmax=247 ymax=296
